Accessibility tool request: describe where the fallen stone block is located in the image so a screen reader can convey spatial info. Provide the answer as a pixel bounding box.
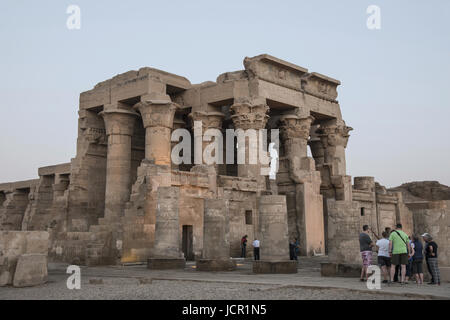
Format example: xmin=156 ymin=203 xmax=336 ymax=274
xmin=12 ymin=254 xmax=48 ymax=287
xmin=0 ymin=231 xmax=49 ymax=286
xmin=89 ymin=278 xmax=103 ymax=285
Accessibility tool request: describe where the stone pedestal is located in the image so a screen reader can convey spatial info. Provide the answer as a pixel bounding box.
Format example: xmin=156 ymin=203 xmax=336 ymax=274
xmin=253 ymin=195 xmax=297 ymax=273
xmin=147 ymin=186 xmax=185 ymax=269
xmin=196 ymin=199 xmax=235 ymax=271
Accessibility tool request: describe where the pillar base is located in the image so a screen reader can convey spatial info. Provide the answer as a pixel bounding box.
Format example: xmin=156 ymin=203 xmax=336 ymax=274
xmin=147 ymin=258 xmax=185 ymax=270
xmin=252 ymin=260 xmax=297 ymax=274
xmin=196 ymin=259 xmax=236 ymax=271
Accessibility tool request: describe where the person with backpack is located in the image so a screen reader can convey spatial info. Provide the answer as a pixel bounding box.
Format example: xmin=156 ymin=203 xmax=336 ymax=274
xmin=388 ymin=223 xmax=411 ymax=284
xmin=411 ymin=234 xmax=424 ymax=285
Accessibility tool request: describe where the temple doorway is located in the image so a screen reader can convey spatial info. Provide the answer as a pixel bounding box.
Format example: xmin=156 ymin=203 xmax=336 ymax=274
xmin=182 ymin=225 xmax=194 ymax=260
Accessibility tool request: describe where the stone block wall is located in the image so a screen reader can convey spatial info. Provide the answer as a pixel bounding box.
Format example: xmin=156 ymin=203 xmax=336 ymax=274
xmin=408 ymin=201 xmax=450 ymax=268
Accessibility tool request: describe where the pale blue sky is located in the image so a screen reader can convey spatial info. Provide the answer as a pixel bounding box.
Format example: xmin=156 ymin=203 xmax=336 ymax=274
xmin=0 ymin=0 xmax=449 ymax=187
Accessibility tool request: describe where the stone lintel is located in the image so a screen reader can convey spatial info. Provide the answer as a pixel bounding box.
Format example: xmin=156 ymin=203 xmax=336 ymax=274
xmin=0 ymin=179 xmax=40 ymax=193
xmin=303 ymin=72 xmax=341 ymax=86
xmin=245 ymin=54 xmax=309 ymax=76
xmin=79 ymin=67 xmax=191 ymax=110
xmin=38 ymin=163 xmax=71 ymax=177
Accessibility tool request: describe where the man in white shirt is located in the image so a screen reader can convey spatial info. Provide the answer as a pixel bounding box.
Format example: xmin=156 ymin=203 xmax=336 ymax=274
xmin=376 ymin=231 xmax=392 ymax=283
xmin=252 ymin=239 xmax=260 ymax=261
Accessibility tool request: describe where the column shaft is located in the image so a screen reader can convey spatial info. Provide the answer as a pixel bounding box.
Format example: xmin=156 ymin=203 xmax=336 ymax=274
xmin=101 ymin=108 xmax=138 ymax=221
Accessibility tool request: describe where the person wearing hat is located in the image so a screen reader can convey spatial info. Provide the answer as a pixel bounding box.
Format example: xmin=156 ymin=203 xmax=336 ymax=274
xmin=422 ymin=233 xmax=440 ymax=285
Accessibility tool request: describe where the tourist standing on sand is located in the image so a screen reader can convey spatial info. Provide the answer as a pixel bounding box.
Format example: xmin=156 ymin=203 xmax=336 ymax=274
xmin=376 ymin=231 xmax=391 ymax=283
xmin=359 ymin=225 xmax=375 ymax=282
xmin=389 ymin=223 xmax=411 ymax=284
xmin=411 ymin=234 xmax=424 ymax=285
xmin=422 ymin=233 xmax=440 ymax=285
xmin=252 ymin=238 xmax=260 ymax=261
xmin=241 ymin=235 xmax=248 ymax=258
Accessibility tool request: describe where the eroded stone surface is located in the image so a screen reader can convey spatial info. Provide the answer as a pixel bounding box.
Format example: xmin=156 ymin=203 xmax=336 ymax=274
xmin=0 ymin=54 xmax=447 ymax=279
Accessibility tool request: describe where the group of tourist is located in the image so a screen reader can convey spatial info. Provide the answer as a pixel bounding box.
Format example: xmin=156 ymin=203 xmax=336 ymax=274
xmin=240 ymin=235 xmax=300 ymax=261
xmin=359 ymin=223 xmax=441 ymax=285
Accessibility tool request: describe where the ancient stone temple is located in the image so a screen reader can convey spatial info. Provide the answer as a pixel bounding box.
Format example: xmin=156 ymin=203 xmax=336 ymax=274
xmin=0 ymin=54 xmax=448 ymax=279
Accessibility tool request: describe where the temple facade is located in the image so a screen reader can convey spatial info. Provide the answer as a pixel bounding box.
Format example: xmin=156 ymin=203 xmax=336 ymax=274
xmin=1 ymin=55 xmax=446 ymax=276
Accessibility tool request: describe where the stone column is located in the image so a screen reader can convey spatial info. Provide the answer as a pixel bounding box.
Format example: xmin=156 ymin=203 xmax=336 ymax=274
xmin=100 ymin=108 xmax=138 ymax=222
xmin=279 ymin=115 xmax=314 ymax=174
xmin=253 ymin=195 xmax=297 ymax=273
xmin=230 ymin=100 xmax=269 ymax=187
xmin=147 ymin=186 xmax=185 ymax=269
xmin=316 ymin=119 xmax=353 ymax=201
xmin=196 ymin=199 xmax=236 ymax=271
xmin=134 ymin=96 xmax=178 ymax=166
xmin=279 ymin=115 xmax=325 ymax=256
xmin=189 ymin=111 xmax=225 ymax=194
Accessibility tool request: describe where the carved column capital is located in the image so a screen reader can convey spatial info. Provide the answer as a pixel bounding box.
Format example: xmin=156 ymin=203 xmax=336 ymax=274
xmin=279 ymin=115 xmax=314 ymax=142
xmin=188 ymin=111 xmax=225 ymax=130
xmin=230 ymin=102 xmax=269 ymax=130
xmin=134 ymin=99 xmax=178 ymax=129
xmin=99 ymin=108 xmax=139 ymax=137
xmin=316 ymin=121 xmax=353 ymax=148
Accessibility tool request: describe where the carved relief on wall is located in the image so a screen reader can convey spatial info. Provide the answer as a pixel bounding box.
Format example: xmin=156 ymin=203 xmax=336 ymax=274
xmin=83 ymin=127 xmax=107 ymax=145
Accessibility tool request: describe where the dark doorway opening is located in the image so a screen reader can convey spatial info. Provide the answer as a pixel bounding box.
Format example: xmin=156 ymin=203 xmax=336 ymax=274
xmin=182 ymin=225 xmax=194 ymax=261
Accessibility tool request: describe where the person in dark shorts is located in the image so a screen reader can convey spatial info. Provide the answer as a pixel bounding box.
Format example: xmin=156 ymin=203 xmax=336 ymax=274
xmin=389 ymin=224 xmax=411 ymax=284
xmin=376 ymin=231 xmax=391 ymax=283
xmin=411 ymin=234 xmax=424 ymax=285
xmin=359 ymin=225 xmax=375 ymax=282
